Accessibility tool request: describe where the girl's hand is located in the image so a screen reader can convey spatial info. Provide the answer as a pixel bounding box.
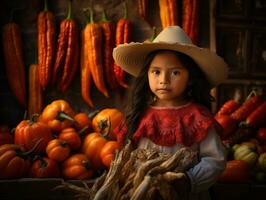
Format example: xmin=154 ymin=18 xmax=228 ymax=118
xmin=162 ymin=172 xmax=191 ymax=198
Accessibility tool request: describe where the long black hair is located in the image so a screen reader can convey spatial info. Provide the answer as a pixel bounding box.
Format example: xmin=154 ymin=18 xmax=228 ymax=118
xmin=124 ymin=50 xmax=214 ymax=140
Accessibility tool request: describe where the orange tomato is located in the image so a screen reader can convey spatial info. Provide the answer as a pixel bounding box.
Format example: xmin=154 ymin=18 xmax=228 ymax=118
xmin=92 ymin=108 xmax=125 ymax=140
xmin=46 ymin=139 xmax=70 ymax=162
xmin=62 ymin=154 xmax=93 ymax=180
xmin=82 ymin=132 xmax=107 ymax=169
xmin=100 ymin=141 xmax=121 ymax=168
xmin=58 ymin=127 xmax=81 ymax=150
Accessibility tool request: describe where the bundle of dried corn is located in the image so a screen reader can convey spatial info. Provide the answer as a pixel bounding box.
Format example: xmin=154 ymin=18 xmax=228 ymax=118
xmin=55 ymin=141 xmax=198 ymax=200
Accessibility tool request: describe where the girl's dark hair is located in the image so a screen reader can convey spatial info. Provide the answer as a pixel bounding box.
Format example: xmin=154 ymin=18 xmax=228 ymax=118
xmin=124 ymin=50 xmax=214 ymax=140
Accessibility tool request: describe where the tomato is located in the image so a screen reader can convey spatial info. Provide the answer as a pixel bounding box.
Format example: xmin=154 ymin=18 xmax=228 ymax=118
xmin=62 ymin=154 xmax=93 ymax=180
xmin=100 ymin=141 xmax=121 ymax=168
xmin=92 ymin=108 xmax=125 ymax=140
xmin=82 ymin=132 xmax=107 ymax=169
xmin=46 ymin=139 xmax=71 ymax=162
xmin=58 ymin=128 xmax=81 ymax=150
xmin=74 ymin=112 xmax=92 ymax=131
xmin=29 ymin=157 xmax=60 ymax=178
xmin=218 ymin=160 xmax=250 ymax=183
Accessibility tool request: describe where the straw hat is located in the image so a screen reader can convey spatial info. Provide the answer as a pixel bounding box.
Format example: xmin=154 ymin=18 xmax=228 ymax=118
xmin=113 ymin=26 xmax=228 ymax=87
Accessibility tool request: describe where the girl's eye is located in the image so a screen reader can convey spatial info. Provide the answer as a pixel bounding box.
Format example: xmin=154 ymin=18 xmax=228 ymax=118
xmin=152 ymin=70 xmax=160 ymax=75
xmin=172 ymin=70 xmax=180 ymax=75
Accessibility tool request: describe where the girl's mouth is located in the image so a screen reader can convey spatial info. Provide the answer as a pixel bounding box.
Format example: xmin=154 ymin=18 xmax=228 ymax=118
xmin=156 ymin=88 xmax=171 ymax=92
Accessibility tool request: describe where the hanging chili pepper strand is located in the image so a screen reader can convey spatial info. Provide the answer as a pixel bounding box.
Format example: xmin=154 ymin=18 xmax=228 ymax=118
xmin=137 ymin=0 xmax=148 ymax=21
xmin=159 ymin=0 xmax=178 ymax=29
xmin=182 ymin=0 xmax=199 ymax=44
xmin=53 ymin=0 xmax=79 ymax=92
xmin=100 ymin=9 xmax=120 ymax=91
xmin=80 ymin=10 xmax=93 ymax=107
xmin=37 ymin=0 xmax=55 ymax=90
xmin=28 ymin=64 xmax=43 ymax=118
xmin=2 ymin=9 xmax=26 ymax=107
xmin=83 ymin=7 xmax=109 ymax=98
xmin=114 ymin=1 xmax=131 ymax=88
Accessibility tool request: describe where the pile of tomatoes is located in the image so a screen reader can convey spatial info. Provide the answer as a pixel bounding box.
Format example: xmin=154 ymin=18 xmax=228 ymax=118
xmin=0 ymin=99 xmax=124 ymax=180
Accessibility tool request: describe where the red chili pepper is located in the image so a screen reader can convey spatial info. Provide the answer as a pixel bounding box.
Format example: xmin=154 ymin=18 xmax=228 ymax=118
xmin=231 ymin=94 xmax=263 ymax=122
xmin=217 ymin=99 xmax=240 ymax=116
xmin=245 ymin=101 xmax=266 ymax=128
xmin=114 ymin=2 xmax=131 ymax=88
xmin=100 ymin=10 xmax=119 ymax=91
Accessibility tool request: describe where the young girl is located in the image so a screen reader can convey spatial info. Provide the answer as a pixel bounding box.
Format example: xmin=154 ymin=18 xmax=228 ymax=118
xmin=113 ymin=26 xmax=228 ymax=200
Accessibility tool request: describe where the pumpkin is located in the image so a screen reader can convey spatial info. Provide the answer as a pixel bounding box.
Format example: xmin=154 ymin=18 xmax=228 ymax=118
xmin=82 ymin=132 xmax=107 ymax=169
xmin=74 ymin=112 xmax=92 ymax=131
xmin=258 ymin=153 xmax=266 ymax=172
xmin=0 ymin=125 xmax=13 ymax=145
xmin=29 ymin=157 xmax=60 ymax=178
xmin=62 ymin=153 xmax=93 ymax=180
xmin=218 ymin=160 xmax=249 ymax=183
xmin=46 ymin=139 xmax=70 ymax=162
xmin=0 ymin=140 xmax=41 ymax=179
xmin=58 ymin=127 xmax=81 ymax=150
xmin=233 ymin=144 xmax=259 ymax=167
xmin=39 ymin=100 xmax=75 ymax=132
xmin=14 ymin=115 xmax=53 ymax=154
xmin=100 ymin=141 xmax=121 ymax=168
xmin=92 ymin=108 xmax=125 ymax=140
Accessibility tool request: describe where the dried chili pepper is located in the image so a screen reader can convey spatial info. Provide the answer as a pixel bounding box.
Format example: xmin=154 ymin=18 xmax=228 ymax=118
xmin=53 ymin=0 xmax=79 ymax=93
xmin=83 ymin=8 xmax=109 ymax=98
xmin=137 ymin=0 xmax=148 ymax=21
xmin=28 ymin=64 xmax=43 ymax=118
xmin=80 ymin=10 xmax=93 ymax=107
xmin=217 ymin=99 xmax=240 ymax=116
xmin=159 ymin=0 xmax=178 ymax=29
xmin=244 ymin=101 xmax=266 ymax=128
xmin=100 ymin=10 xmax=119 ymax=91
xmin=231 ymin=91 xmax=263 ymax=122
xmin=2 ymin=10 xmax=26 ymax=107
xmin=114 ymin=2 xmax=131 ymax=88
xmin=37 ymin=0 xmax=55 ymax=90
xmin=182 ymin=0 xmax=199 ymax=44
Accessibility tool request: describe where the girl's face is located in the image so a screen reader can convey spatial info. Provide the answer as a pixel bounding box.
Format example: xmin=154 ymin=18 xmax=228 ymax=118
xmin=148 ymin=51 xmax=189 ymax=107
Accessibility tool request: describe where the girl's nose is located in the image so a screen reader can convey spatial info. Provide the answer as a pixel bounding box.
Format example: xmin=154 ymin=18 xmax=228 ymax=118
xmin=159 ymin=72 xmax=170 ymax=84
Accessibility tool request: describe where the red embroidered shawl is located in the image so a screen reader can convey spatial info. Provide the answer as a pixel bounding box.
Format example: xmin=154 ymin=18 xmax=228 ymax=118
xmin=115 ymin=103 xmax=221 ymax=147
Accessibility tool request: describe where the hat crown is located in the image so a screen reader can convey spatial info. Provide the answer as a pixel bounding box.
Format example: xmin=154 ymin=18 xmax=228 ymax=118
xmin=153 ymin=26 xmax=193 ymax=45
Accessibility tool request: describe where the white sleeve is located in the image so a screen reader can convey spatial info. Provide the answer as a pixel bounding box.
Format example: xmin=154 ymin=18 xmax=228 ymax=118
xmin=186 ymin=127 xmax=226 ymax=193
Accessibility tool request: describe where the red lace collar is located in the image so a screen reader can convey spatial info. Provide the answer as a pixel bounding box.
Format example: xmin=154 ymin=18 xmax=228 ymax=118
xmin=115 ymin=103 xmax=221 ymax=147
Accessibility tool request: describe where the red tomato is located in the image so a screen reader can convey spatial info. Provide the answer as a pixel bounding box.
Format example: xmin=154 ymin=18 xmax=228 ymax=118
xmin=215 ymin=115 xmax=238 ymax=139
xmin=256 ymin=128 xmax=266 ymax=144
xmin=218 ymin=160 xmax=250 ymax=183
xmin=29 ymin=157 xmax=60 ymax=178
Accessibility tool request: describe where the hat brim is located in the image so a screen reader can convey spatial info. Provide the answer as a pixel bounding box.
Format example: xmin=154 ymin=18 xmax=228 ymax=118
xmin=113 ymin=42 xmax=228 ymax=87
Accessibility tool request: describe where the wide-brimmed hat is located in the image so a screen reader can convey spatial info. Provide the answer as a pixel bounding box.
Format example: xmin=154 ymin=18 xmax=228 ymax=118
xmin=113 ymin=26 xmax=228 ymax=87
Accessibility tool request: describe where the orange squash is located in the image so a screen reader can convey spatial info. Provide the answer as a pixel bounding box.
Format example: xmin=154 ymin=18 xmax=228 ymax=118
xmin=29 ymin=157 xmax=60 ymax=178
xmin=92 ymin=108 xmax=125 ymax=140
